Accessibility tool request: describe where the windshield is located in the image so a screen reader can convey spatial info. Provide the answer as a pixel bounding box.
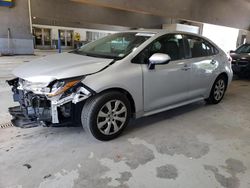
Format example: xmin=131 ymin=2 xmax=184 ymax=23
xmin=73 ymin=32 xmax=153 ymax=59
xmin=235 ymin=44 xmax=250 ymax=54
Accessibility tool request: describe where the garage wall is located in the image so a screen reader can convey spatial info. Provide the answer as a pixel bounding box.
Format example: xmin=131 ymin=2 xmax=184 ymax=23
xmin=202 ymin=23 xmax=239 ymax=53
xmin=0 ymin=0 xmax=33 ymax=54
xmin=32 ymin=24 xmax=120 ymax=42
xmin=236 ymin=30 xmax=250 ymax=47
xmin=32 ymin=24 xmax=119 ymax=49
xmin=33 ymin=24 xmax=87 ymax=42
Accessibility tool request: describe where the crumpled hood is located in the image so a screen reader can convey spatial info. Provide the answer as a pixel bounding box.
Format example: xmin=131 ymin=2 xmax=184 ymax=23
xmin=13 ymin=52 xmax=113 ymax=83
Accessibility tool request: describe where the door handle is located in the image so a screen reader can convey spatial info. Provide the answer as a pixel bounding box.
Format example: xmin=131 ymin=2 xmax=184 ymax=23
xmin=181 ymin=64 xmax=191 ymax=71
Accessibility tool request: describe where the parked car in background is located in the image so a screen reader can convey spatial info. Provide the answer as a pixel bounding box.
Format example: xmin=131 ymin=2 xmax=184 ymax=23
xmin=230 ymin=43 xmax=250 ymax=78
xmin=7 ymin=30 xmax=233 ymax=141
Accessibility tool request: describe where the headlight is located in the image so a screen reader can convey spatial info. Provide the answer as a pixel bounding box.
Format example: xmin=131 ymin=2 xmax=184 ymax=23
xmin=50 ymin=81 xmax=65 ymax=93
xmin=20 ymin=79 xmax=48 ymax=89
xmin=48 ymin=79 xmax=82 ymax=97
xmin=19 ymin=79 xmax=50 ymax=93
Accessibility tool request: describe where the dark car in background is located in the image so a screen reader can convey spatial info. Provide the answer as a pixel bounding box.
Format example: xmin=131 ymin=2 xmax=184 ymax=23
xmin=230 ymin=43 xmax=250 ymax=78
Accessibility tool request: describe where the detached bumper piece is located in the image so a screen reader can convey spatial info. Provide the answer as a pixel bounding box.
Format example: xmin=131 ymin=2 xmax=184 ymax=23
xmin=9 ymin=106 xmax=41 ymax=128
xmin=9 ymin=106 xmax=77 ymax=128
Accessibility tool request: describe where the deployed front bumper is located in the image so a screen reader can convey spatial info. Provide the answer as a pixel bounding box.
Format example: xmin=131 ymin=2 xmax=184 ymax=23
xmin=7 ymin=78 xmax=93 ymax=127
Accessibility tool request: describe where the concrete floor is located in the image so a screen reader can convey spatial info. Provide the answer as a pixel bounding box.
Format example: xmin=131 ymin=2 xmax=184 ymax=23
xmin=0 ymin=53 xmax=250 ymax=188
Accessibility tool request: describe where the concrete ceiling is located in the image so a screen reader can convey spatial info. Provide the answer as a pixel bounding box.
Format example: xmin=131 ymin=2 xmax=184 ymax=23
xmin=31 ymin=0 xmax=171 ymax=31
xmin=72 ymin=0 xmax=250 ymax=30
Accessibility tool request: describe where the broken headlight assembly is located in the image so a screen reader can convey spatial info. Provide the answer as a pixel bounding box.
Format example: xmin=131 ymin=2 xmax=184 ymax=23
xmin=48 ymin=76 xmax=93 ymax=124
xmin=18 ymin=79 xmax=50 ymax=94
xmin=19 ymin=77 xmax=85 ymax=97
xmin=8 ymin=76 xmax=93 ymax=125
xmin=48 ymin=78 xmax=82 ymax=97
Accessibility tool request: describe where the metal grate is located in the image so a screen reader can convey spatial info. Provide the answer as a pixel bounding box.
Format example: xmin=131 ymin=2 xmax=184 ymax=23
xmin=0 ymin=122 xmax=13 ymax=129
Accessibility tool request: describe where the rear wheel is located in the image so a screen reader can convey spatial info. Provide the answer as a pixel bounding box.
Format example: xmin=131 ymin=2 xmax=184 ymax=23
xmin=81 ymin=91 xmax=131 ymax=141
xmin=205 ymin=75 xmax=227 ymax=104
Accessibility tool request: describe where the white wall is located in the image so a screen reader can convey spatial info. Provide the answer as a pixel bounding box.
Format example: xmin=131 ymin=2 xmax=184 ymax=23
xmin=236 ymin=30 xmax=250 ymax=47
xmin=202 ymin=23 xmax=239 ymax=52
xmin=162 ymin=24 xmax=200 ymax=34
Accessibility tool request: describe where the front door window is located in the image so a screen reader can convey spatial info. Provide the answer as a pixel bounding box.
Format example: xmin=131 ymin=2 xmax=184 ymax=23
xmin=133 ymin=34 xmax=185 ymax=64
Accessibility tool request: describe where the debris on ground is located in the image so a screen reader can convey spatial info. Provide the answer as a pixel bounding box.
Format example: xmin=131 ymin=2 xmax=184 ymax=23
xmin=23 ymin=164 xmax=32 ymax=169
xmin=43 ymin=174 xmax=52 ymax=179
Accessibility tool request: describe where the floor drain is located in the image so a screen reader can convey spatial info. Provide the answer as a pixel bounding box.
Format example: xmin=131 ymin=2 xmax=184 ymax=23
xmin=0 ymin=122 xmax=13 ymax=129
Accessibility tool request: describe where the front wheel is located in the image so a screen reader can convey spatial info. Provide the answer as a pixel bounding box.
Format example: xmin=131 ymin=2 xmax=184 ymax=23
xmin=205 ymin=75 xmax=227 ymax=104
xmin=81 ymin=91 xmax=131 ymax=141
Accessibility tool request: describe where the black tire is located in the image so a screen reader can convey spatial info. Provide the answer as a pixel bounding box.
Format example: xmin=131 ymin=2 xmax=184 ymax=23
xmin=81 ymin=91 xmax=131 ymax=141
xmin=205 ymin=75 xmax=227 ymax=104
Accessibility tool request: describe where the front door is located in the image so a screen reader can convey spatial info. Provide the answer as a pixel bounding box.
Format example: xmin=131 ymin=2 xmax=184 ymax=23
xmin=138 ymin=34 xmax=191 ymax=112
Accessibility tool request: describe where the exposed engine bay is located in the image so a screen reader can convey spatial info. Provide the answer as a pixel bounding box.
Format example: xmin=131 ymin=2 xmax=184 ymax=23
xmin=7 ymin=77 xmax=94 ymax=128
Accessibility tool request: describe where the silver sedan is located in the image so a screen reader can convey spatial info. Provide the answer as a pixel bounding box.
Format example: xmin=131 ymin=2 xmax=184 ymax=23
xmin=8 ymin=30 xmax=233 ymax=140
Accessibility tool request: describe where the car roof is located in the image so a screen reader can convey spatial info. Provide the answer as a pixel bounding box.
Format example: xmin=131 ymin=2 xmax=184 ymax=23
xmin=124 ymin=29 xmax=205 ymax=38
xmin=123 ymin=29 xmax=222 ymax=52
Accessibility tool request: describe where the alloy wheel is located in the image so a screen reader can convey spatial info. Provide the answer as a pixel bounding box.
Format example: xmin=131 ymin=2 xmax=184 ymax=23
xmin=214 ymin=79 xmax=225 ymax=101
xmin=97 ymin=100 xmax=127 ymax=135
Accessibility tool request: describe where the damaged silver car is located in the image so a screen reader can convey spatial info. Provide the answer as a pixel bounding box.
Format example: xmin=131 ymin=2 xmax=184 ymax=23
xmin=7 ymin=30 xmax=233 ymax=140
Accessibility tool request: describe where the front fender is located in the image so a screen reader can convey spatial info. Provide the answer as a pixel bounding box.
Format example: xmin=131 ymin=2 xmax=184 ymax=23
xmin=82 ymin=62 xmax=144 ymax=116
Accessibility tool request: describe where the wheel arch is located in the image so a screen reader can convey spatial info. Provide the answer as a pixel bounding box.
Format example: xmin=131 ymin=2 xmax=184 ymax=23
xmin=97 ymin=87 xmax=136 ymax=116
xmin=205 ymin=72 xmax=229 ymax=99
xmin=217 ymin=72 xmax=229 ymax=89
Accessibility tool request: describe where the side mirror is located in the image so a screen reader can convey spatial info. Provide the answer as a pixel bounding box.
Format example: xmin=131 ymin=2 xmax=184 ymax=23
xmin=148 ymin=53 xmax=171 ymax=70
xmin=229 ymin=50 xmax=235 ymax=54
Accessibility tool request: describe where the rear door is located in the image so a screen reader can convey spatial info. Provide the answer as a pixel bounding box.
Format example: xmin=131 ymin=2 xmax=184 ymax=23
xmin=182 ymin=35 xmax=219 ymax=99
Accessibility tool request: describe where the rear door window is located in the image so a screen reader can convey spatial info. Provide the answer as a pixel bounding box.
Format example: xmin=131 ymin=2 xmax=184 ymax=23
xmin=183 ymin=35 xmax=218 ymax=58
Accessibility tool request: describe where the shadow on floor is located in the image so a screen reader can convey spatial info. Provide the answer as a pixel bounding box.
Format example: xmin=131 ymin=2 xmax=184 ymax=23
xmin=125 ymin=101 xmax=206 ymax=135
